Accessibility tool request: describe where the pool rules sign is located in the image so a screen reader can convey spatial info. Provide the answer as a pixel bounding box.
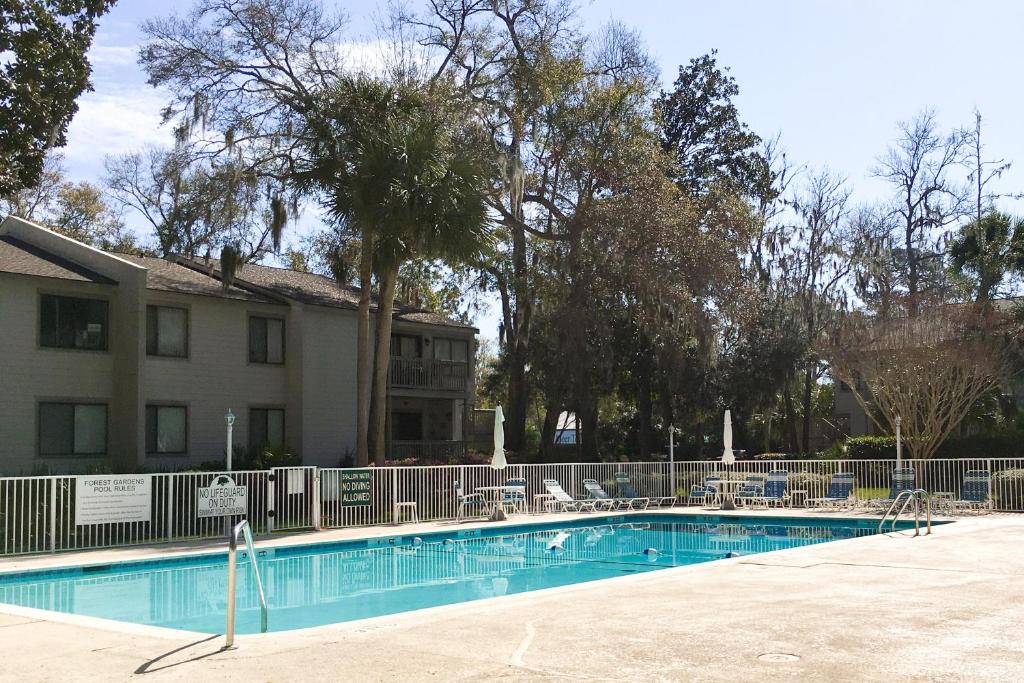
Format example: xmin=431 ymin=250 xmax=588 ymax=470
xmin=197 ymin=475 xmax=248 ymax=518
xmin=75 ymin=475 xmax=152 ymax=525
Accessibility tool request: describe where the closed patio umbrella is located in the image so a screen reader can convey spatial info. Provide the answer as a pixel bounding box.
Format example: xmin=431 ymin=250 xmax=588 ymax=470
xmin=491 ymin=405 xmax=507 ymax=470
xmin=722 ymin=409 xmax=735 ymax=465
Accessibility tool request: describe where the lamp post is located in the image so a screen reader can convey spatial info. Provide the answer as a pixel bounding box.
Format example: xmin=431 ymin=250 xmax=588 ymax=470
xmin=669 ymin=425 xmax=676 ymax=502
xmin=895 ymin=415 xmax=902 ymax=469
xmin=225 ymin=409 xmax=235 ymax=471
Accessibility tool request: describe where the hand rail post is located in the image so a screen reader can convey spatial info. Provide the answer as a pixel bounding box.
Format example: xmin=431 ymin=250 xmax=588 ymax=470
xmin=224 ymin=526 xmax=238 ymax=649
xmin=223 ymin=519 xmax=268 ymax=649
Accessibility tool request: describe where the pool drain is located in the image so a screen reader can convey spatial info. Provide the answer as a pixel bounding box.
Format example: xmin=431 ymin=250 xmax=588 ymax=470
xmin=757 ymin=653 xmax=800 ymax=663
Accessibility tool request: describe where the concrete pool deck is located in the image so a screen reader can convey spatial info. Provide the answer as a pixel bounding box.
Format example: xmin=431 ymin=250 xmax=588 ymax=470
xmin=1 ymin=509 xmax=1022 ymax=682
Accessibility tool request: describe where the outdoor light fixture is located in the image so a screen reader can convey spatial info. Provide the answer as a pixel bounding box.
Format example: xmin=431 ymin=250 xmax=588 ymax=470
xmin=225 ymin=409 xmax=235 ymax=471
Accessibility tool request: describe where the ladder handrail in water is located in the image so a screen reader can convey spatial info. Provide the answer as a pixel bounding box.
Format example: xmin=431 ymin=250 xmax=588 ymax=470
xmin=224 ymin=519 xmax=268 ymax=648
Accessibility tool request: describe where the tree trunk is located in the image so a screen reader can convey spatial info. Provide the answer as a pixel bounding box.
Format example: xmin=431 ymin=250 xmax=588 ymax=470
xmin=783 ymin=383 xmax=799 ymax=453
xmin=801 ymin=362 xmax=814 ymax=455
xmin=355 ymin=229 xmax=374 ymax=467
xmin=579 ymin=393 xmax=599 ymax=463
xmin=370 ymin=262 xmax=399 ymax=466
xmin=637 ymin=364 xmax=652 ymax=460
xmin=539 ymin=399 xmax=560 ymax=461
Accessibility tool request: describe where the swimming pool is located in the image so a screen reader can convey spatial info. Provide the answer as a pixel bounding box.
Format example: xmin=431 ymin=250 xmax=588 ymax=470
xmin=0 ymin=514 xmax=915 ymax=634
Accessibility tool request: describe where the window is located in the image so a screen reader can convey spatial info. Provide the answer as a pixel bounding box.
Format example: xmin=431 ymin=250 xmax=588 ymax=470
xmin=39 ymin=294 xmax=108 ymax=350
xmin=249 ymin=408 xmax=285 ymax=447
xmin=145 ymin=405 xmax=187 ymax=454
xmin=38 ymin=403 xmax=107 ymax=456
xmin=249 ymin=316 xmax=284 ymax=364
xmin=147 ymin=306 xmax=188 ymax=357
xmin=391 ymin=334 xmax=421 ymax=358
xmin=433 ymin=338 xmax=469 ymax=362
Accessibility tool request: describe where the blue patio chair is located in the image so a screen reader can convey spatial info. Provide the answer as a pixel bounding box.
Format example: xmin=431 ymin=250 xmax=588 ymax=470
xmin=688 ymin=475 xmax=721 ymax=506
xmin=454 ymin=480 xmax=489 ymax=522
xmin=615 ymin=472 xmax=676 ymax=508
xmin=501 ymin=477 xmax=528 ymax=514
xmin=736 ymin=474 xmax=767 ymax=507
xmin=581 ymin=479 xmax=622 ymax=511
xmin=612 ymin=473 xmax=653 ymax=510
xmin=952 ymin=470 xmax=992 ymax=513
xmin=807 ymin=472 xmax=855 ymax=508
xmin=755 ymin=470 xmax=789 ymax=508
xmin=868 ymin=468 xmax=916 ymax=509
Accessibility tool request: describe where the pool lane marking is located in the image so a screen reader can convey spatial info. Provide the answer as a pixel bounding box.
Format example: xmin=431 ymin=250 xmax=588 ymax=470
xmin=510 ymin=621 xmax=536 ymax=667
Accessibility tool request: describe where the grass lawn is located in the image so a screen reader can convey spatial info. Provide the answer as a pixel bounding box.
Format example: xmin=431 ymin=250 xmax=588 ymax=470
xmin=857 ymin=487 xmax=888 ymax=501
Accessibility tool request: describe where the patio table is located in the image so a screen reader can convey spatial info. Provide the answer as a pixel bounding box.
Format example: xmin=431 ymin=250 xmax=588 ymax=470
xmin=712 ymin=479 xmax=745 ymax=511
xmin=475 ymin=485 xmax=524 ymax=521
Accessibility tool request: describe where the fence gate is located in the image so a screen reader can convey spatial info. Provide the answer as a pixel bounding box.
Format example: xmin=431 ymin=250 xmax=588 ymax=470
xmin=269 ymin=466 xmax=318 ymax=532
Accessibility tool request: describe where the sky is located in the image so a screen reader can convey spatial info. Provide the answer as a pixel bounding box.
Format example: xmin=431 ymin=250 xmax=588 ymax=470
xmin=61 ymin=0 xmax=1024 ymax=339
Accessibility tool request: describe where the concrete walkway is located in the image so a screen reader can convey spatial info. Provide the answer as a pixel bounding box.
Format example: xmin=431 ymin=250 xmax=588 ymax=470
xmin=1 ymin=512 xmax=1022 ymax=682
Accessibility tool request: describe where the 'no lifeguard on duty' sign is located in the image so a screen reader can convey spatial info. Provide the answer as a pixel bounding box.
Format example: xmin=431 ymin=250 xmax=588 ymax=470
xmin=197 ymin=475 xmax=248 ymax=518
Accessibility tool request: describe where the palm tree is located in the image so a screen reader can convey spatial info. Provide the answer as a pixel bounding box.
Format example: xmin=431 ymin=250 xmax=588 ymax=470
xmin=297 ymin=76 xmax=490 ymax=466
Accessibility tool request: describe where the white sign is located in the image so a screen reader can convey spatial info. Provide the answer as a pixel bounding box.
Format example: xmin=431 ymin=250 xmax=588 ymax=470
xmin=197 ymin=475 xmax=248 ymax=518
xmin=75 ymin=475 xmax=152 ymax=525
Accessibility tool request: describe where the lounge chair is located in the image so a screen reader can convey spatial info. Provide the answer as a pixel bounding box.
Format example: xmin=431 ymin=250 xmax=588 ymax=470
xmin=612 ymin=473 xmax=656 ymax=509
xmin=614 ymin=475 xmax=671 ymax=507
xmin=581 ymin=479 xmax=622 ymax=511
xmin=743 ymin=470 xmax=788 ymax=508
xmin=454 ymin=480 xmax=489 ymax=522
xmin=501 ymin=477 xmax=528 ymax=515
xmin=950 ymin=470 xmax=993 ymax=513
xmin=867 ymin=468 xmax=917 ymax=509
xmin=688 ymin=475 xmax=721 ymax=506
xmin=542 ymin=479 xmax=597 ymax=513
xmin=735 ymin=474 xmax=767 ymax=507
xmin=806 ymin=472 xmax=855 ymax=508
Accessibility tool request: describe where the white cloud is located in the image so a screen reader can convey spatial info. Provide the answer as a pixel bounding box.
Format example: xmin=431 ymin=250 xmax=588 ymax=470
xmin=88 ymin=44 xmax=138 ymax=67
xmin=62 ymin=87 xmax=174 ymax=181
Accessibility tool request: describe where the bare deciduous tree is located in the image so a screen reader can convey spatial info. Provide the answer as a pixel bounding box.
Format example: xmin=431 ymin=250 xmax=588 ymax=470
xmin=872 ymin=109 xmax=969 ymax=304
xmin=828 ymin=301 xmax=1017 ymax=460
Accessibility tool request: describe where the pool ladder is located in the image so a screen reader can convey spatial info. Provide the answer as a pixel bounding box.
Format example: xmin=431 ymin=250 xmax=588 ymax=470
xmin=878 ymin=488 xmax=933 ymax=537
xmin=224 ymin=520 xmax=268 ymax=648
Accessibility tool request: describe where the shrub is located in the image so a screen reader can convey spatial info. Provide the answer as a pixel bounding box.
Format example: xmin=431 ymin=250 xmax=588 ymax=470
xmin=753 ymin=452 xmax=792 ymax=461
xmin=788 ymin=472 xmax=830 ymax=495
xmin=845 ymin=436 xmax=896 ymax=459
xmin=992 ymin=469 xmax=1024 ymax=511
xmin=936 ymin=433 xmax=1024 ymax=459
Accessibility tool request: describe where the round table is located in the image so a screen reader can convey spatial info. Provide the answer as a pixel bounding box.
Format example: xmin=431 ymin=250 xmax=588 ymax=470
xmin=475 ymin=485 xmax=524 ymax=521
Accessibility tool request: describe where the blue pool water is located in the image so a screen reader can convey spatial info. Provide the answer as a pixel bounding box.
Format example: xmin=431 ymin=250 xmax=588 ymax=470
xmin=0 ymin=515 xmax=916 ymax=634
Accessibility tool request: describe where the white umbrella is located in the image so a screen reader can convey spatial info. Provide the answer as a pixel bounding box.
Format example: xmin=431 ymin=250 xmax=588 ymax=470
xmin=491 ymin=405 xmax=507 ymax=470
xmin=722 ymin=409 xmax=735 ymax=465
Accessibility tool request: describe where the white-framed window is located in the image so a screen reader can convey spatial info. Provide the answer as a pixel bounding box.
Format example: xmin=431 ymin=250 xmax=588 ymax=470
xmin=38 ymin=402 xmax=107 ymax=456
xmin=146 ymin=305 xmax=188 ymax=358
xmin=146 ymin=405 xmax=187 ymax=454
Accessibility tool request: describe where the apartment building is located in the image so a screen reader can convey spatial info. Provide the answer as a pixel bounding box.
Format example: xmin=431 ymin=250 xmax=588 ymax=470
xmin=0 ymin=216 xmax=476 ymax=475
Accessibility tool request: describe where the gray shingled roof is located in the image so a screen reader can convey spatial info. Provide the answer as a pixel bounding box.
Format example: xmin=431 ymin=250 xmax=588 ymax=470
xmin=0 ymin=236 xmax=115 ymax=284
xmin=115 ymin=253 xmax=277 ymax=303
xmin=182 ymin=257 xmax=475 ymax=330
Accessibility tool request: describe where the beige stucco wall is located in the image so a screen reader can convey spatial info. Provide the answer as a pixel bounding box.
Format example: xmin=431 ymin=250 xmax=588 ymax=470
xmin=142 ymin=290 xmax=289 ymax=468
xmin=0 ymin=273 xmax=117 ymax=474
xmin=297 ymin=306 xmax=359 ymax=467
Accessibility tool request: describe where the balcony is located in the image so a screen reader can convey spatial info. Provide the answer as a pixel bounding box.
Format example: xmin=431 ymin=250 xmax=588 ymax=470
xmin=390 ymin=440 xmax=467 ymax=463
xmin=389 ymin=357 xmax=469 ymax=392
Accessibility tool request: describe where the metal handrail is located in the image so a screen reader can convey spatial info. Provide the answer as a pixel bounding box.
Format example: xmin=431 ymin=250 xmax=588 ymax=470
xmin=878 ymin=488 xmax=933 ymax=536
xmin=224 ymin=520 xmax=268 ymax=648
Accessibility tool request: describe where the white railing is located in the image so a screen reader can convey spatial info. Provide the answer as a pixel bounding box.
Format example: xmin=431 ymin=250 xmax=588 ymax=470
xmin=0 ymin=459 xmax=1021 ymax=557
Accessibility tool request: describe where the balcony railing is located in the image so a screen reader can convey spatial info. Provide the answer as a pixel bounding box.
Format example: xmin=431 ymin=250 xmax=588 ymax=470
xmin=390 ymin=440 xmax=467 ymax=463
xmin=389 ymin=357 xmax=469 ymax=391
